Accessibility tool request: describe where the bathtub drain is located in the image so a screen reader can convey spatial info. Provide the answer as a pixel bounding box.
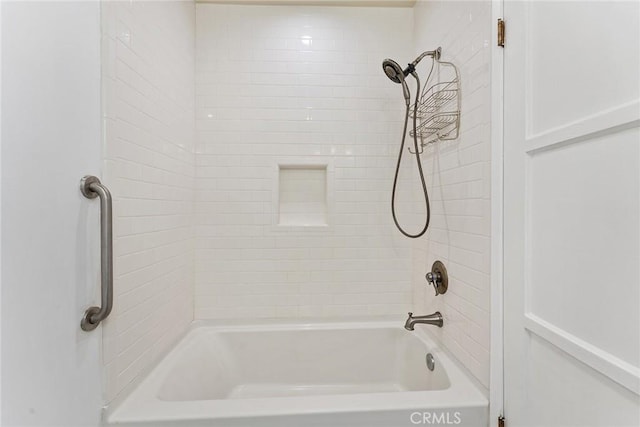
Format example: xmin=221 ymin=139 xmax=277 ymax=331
xmin=426 ymin=353 xmax=435 ymax=371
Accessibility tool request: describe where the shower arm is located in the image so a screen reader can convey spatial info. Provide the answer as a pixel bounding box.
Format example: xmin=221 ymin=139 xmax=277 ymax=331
xmin=413 ymin=47 xmax=441 ymax=66
xmin=405 ymin=47 xmax=442 ymax=74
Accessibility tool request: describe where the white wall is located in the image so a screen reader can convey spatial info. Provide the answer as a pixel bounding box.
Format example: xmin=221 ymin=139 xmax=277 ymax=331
xmin=411 ymin=0 xmax=492 ymax=390
xmin=194 ymin=4 xmax=416 ymax=319
xmin=1 ymin=2 xmax=103 ymax=425
xmin=100 ymin=0 xmax=196 ymax=405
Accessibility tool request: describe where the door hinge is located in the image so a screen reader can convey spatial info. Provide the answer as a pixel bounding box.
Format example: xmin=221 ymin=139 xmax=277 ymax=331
xmin=498 ymin=416 xmax=506 ymax=427
xmin=498 ymin=18 xmax=505 ymax=47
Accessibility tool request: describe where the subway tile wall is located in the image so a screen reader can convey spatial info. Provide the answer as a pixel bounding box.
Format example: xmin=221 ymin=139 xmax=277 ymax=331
xmin=195 ymin=4 xmax=417 ymax=319
xmin=99 ymin=0 xmax=492 ymax=404
xmin=101 ymin=1 xmax=196 ymax=404
xmin=411 ymin=0 xmax=492 ymax=390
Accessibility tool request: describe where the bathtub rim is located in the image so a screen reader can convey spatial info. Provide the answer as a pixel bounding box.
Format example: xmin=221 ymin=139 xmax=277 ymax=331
xmin=106 ymin=317 xmax=488 ymax=425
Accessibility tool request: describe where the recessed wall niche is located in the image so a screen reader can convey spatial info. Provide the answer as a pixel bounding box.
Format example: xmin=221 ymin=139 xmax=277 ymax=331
xmin=278 ymin=165 xmax=328 ymax=227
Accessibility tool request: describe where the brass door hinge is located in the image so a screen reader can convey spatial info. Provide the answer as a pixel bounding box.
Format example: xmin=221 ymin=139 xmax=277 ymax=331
xmin=498 ymin=19 xmax=505 ymax=47
xmin=498 ymin=416 xmax=506 ymax=427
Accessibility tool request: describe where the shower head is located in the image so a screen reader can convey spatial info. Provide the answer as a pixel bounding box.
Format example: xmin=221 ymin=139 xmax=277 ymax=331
xmin=382 ymin=48 xmax=442 ymax=106
xmin=382 ymin=58 xmax=405 ymax=84
xmin=383 ymin=48 xmax=442 ymax=82
xmin=382 ymin=58 xmax=411 ymax=106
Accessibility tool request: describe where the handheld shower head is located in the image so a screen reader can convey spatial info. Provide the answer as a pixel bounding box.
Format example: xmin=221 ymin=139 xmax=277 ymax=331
xmin=382 ymin=58 xmax=405 ymax=84
xmin=382 ymin=58 xmax=411 ymax=106
xmin=384 ymin=49 xmax=442 ymax=239
xmin=382 ymin=48 xmax=441 ymax=83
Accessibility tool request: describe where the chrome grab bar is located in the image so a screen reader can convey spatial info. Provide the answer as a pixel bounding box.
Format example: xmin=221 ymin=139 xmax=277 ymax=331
xmin=80 ymin=175 xmax=113 ymax=331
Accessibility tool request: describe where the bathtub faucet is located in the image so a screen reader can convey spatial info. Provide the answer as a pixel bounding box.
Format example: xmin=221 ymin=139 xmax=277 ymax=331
xmin=404 ymin=312 xmax=443 ymax=331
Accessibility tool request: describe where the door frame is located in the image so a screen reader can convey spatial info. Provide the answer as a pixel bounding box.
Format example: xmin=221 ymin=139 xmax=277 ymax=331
xmin=0 ymin=0 xmax=3 ymax=419
xmin=489 ymin=0 xmax=505 ymax=424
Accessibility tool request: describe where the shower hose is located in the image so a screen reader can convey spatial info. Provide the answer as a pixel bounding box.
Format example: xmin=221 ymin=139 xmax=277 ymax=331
xmin=391 ymin=73 xmax=431 ymax=238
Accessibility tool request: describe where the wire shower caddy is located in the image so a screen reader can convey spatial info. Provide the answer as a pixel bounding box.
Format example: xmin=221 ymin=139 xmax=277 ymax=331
xmin=409 ymin=48 xmax=460 ymax=153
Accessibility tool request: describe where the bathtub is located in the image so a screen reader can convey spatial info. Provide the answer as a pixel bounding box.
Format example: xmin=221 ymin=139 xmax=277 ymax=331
xmin=107 ymin=319 xmax=488 ymax=427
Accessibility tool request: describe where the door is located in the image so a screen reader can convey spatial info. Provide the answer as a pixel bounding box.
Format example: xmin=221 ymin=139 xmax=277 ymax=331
xmin=503 ymin=1 xmax=640 ymax=426
xmin=1 ymin=2 xmax=104 ymax=425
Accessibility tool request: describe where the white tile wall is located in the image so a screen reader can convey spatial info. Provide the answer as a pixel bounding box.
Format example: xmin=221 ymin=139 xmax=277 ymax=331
xmin=101 ymin=0 xmax=196 ymax=404
xmin=195 ymin=4 xmax=416 ymax=319
xmin=100 ymin=0 xmax=492 ymax=402
xmin=411 ymin=0 xmax=492 ymax=390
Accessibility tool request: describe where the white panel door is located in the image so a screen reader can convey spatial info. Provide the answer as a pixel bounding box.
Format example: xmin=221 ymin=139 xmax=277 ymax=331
xmin=503 ymin=1 xmax=640 ymax=426
xmin=1 ymin=2 xmax=103 ymax=426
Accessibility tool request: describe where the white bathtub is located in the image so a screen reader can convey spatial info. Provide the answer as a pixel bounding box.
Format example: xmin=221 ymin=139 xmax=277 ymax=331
xmin=107 ymin=319 xmax=488 ymax=427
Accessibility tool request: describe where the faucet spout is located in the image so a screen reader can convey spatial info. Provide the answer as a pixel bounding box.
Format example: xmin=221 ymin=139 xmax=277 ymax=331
xmin=404 ymin=311 xmax=443 ymax=331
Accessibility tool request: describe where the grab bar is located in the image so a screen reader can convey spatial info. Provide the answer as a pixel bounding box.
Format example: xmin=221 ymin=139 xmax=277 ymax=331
xmin=80 ymin=175 xmax=113 ymax=331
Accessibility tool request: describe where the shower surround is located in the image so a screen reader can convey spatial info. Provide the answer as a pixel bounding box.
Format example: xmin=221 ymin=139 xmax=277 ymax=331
xmin=101 ymin=0 xmax=492 ymax=409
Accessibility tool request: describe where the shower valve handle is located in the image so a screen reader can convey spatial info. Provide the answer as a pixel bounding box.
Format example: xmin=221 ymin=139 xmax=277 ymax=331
xmin=426 ymin=271 xmax=441 ymax=296
xmin=425 ymin=260 xmax=449 ymax=296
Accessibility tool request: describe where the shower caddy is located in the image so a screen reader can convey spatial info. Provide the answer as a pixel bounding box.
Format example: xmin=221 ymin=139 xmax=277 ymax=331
xmin=408 ymin=47 xmax=461 ymax=154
